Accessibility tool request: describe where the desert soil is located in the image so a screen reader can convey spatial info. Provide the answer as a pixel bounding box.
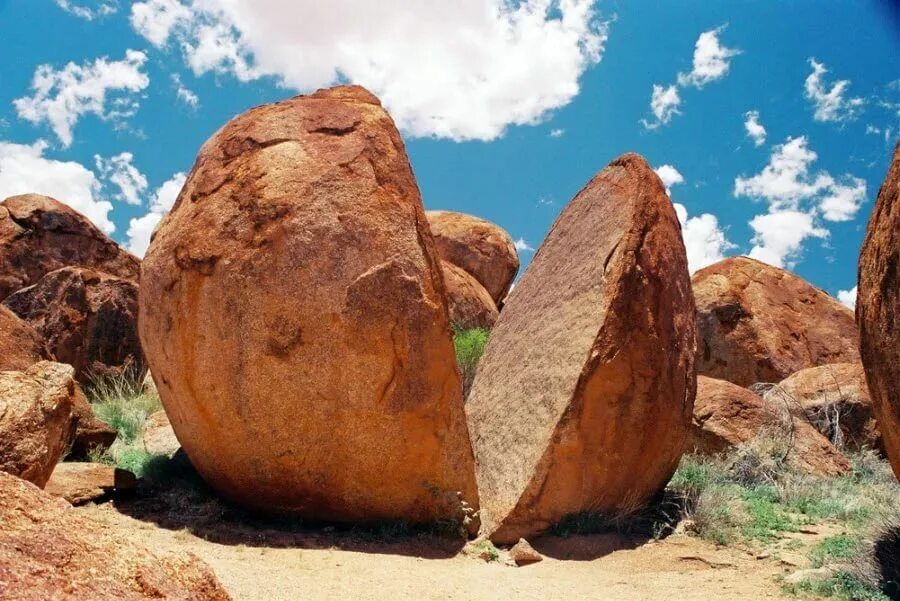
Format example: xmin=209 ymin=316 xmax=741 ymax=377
xmin=78 ymin=500 xmax=815 ymax=601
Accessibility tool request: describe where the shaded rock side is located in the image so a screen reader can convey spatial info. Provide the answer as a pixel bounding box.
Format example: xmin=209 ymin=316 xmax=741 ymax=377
xmin=0 ymin=304 xmax=49 ymax=371
xmin=441 ymin=260 xmax=499 ymax=329
xmin=466 ymin=153 xmax=697 ymax=543
xmin=44 ymin=462 xmax=136 ymax=505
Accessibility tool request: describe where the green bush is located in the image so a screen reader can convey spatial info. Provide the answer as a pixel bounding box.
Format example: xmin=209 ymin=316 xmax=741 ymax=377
xmin=453 ymin=326 xmax=489 ymax=398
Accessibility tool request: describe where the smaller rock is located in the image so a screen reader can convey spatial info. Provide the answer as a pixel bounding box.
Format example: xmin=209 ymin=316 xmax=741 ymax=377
xmin=142 ymin=371 xmax=158 ymax=395
xmin=441 ymin=260 xmax=499 ymax=329
xmin=44 ymin=462 xmax=136 ymax=505
xmin=143 ymin=411 xmax=180 ymax=456
xmin=0 ymin=305 xmax=49 ymax=371
xmin=508 ymin=538 xmax=543 ymax=566
xmin=68 ymin=387 xmax=117 ymax=459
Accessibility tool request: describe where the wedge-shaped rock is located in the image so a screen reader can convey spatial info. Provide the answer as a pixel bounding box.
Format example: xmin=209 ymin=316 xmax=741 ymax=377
xmin=466 ymin=154 xmax=697 ymax=543
xmin=693 ymin=256 xmax=859 ymax=387
xmin=139 ymin=85 xmax=478 ymax=525
xmin=441 ymin=260 xmax=499 ymax=329
xmin=0 ymin=304 xmax=49 ymax=371
xmin=858 ymin=143 xmax=900 ymax=478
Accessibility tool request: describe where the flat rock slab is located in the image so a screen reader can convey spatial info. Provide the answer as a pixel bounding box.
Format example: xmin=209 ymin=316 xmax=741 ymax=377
xmin=466 ymin=153 xmax=697 ymax=543
xmin=45 ymin=462 xmax=136 ymax=505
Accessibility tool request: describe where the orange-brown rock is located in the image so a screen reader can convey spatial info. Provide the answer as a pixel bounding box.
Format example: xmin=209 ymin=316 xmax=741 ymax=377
xmin=68 ymin=386 xmax=117 ymax=460
xmin=0 ymin=361 xmax=77 ymax=487
xmin=466 ymin=153 xmax=697 ymax=543
xmin=44 ymin=462 xmax=136 ymax=505
xmin=691 ymin=376 xmax=850 ymax=476
xmin=857 ymin=143 xmax=900 ymax=478
xmin=441 ymin=260 xmax=499 ymax=329
xmin=426 ymin=210 xmax=519 ymax=304
xmin=139 ymin=85 xmax=478 ymax=525
xmin=0 ymin=304 xmax=49 ymax=371
xmin=0 ymin=194 xmax=139 ymax=301
xmin=143 ymin=410 xmax=180 ymax=456
xmin=0 ymin=471 xmax=230 ymax=599
xmin=777 ymin=363 xmax=881 ymax=452
xmin=693 ymin=257 xmax=859 ymax=387
xmin=3 ymin=266 xmax=145 ymax=384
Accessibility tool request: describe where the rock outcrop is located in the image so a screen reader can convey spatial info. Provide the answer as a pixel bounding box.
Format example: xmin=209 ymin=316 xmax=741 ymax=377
xmin=3 ymin=266 xmax=145 ymax=384
xmin=857 ymin=143 xmax=900 ymax=478
xmin=691 ymin=376 xmax=851 ymax=476
xmin=0 ymin=361 xmax=77 ymax=487
xmin=466 ymin=153 xmax=697 ymax=543
xmin=0 ymin=471 xmax=230 ymax=599
xmin=693 ymin=257 xmax=859 ymax=387
xmin=441 ymin=260 xmax=499 ymax=329
xmin=426 ymin=210 xmax=519 ymax=304
xmin=0 ymin=194 xmax=139 ymax=301
xmin=777 ymin=363 xmax=881 ymax=452
xmin=139 ymin=86 xmax=478 ymax=525
xmin=0 ymin=304 xmax=48 ymax=371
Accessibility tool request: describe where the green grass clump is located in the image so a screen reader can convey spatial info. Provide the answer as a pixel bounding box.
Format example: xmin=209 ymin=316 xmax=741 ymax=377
xmin=809 ymin=535 xmax=863 ymax=569
xmin=453 ymin=326 xmax=489 ymax=398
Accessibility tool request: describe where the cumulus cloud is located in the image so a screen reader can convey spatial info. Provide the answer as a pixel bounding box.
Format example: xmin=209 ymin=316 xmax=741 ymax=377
xmin=0 ymin=139 xmax=114 ymax=233
xmin=653 ymin=164 xmax=684 ymax=194
xmin=748 ymin=210 xmax=828 ymax=268
xmin=805 ymin=58 xmax=864 ymax=123
xmin=677 ymin=25 xmax=741 ymax=88
xmin=56 ymin=0 xmax=117 ymax=20
xmin=130 ymin=0 xmax=608 ymax=141
xmin=126 ymin=172 xmax=187 ymax=256
xmin=13 ymin=50 xmax=150 ymax=147
xmin=743 ymin=110 xmax=766 ymax=146
xmin=171 ymin=73 xmax=200 ymax=108
xmin=642 ymin=84 xmax=681 ymax=129
xmin=95 ymin=152 xmax=148 ymax=206
xmin=514 ymin=237 xmax=535 ymax=252
xmin=837 ymin=286 xmax=857 ymax=310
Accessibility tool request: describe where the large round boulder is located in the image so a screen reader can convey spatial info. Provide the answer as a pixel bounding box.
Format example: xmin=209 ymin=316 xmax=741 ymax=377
xmin=465 ymin=153 xmax=697 ymax=543
xmin=0 ymin=304 xmax=49 ymax=371
xmin=858 ymin=143 xmax=900 ymax=478
xmin=693 ymin=256 xmax=859 ymax=387
xmin=0 ymin=361 xmax=77 ymax=487
xmin=777 ymin=363 xmax=881 ymax=452
xmin=0 ymin=194 xmax=139 ymax=301
xmin=426 ymin=210 xmax=519 ymax=304
xmin=691 ymin=375 xmax=851 ymax=477
xmin=139 ymin=86 xmax=478 ymax=525
xmin=0 ymin=471 xmax=230 ymax=599
xmin=3 ymin=266 xmax=145 ymax=384
xmin=441 ymin=260 xmax=498 ymax=329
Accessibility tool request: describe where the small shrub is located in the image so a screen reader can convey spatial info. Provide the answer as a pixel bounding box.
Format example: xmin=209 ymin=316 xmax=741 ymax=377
xmin=453 ymin=326 xmax=489 ymax=398
xmin=810 ymin=535 xmax=863 ymax=568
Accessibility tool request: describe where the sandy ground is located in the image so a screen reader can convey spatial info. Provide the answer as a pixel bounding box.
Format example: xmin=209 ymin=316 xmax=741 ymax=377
xmin=81 ymin=500 xmax=807 ymax=601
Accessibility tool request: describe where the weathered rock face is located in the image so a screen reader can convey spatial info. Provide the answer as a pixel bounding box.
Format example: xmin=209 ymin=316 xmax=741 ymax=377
xmin=139 ymin=85 xmax=478 ymax=525
xmin=44 ymin=462 xmax=136 ymax=505
xmin=466 ymin=153 xmax=697 ymax=543
xmin=68 ymin=386 xmax=117 ymax=460
xmin=0 ymin=304 xmax=49 ymax=371
xmin=857 ymin=143 xmax=900 ymax=478
xmin=0 ymin=194 xmax=140 ymax=301
xmin=0 ymin=361 xmax=77 ymax=487
xmin=0 ymin=471 xmax=230 ymax=599
xmin=777 ymin=363 xmax=882 ymax=452
xmin=426 ymin=210 xmax=519 ymax=304
xmin=441 ymin=260 xmax=499 ymax=329
xmin=3 ymin=266 xmax=145 ymax=384
xmin=693 ymin=257 xmax=859 ymax=387
xmin=691 ymin=376 xmax=850 ymax=477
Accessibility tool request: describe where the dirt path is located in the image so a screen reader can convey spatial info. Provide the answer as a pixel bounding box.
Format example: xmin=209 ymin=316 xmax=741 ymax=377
xmin=83 ymin=502 xmax=798 ymax=601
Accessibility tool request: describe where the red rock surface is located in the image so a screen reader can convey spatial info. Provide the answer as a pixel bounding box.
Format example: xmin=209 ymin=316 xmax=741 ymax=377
xmin=693 ymin=257 xmax=859 ymax=387
xmin=441 ymin=260 xmax=499 ymax=329
xmin=143 ymin=410 xmax=180 ymax=456
xmin=466 ymin=153 xmax=697 ymax=543
xmin=0 ymin=304 xmax=48 ymax=371
xmin=857 ymin=143 xmax=900 ymax=478
xmin=0 ymin=471 xmax=230 ymax=600
xmin=44 ymin=462 xmax=136 ymax=505
xmin=3 ymin=266 xmax=145 ymax=384
xmin=426 ymin=210 xmax=519 ymax=304
xmin=0 ymin=194 xmax=139 ymax=301
xmin=68 ymin=386 xmax=117 ymax=460
xmin=139 ymin=86 xmax=478 ymax=525
xmin=0 ymin=361 xmax=77 ymax=487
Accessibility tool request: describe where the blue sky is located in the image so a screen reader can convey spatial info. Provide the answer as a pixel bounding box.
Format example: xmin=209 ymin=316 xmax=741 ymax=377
xmin=0 ymin=1 xmax=897 ymax=306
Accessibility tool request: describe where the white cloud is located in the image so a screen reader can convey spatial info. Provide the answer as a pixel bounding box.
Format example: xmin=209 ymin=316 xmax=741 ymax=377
xmin=677 ymin=26 xmax=740 ymax=88
xmin=130 ymin=0 xmax=609 ymax=142
xmin=0 ymin=140 xmax=114 ymax=233
xmin=837 ymin=286 xmax=857 ymax=310
xmin=94 ymin=152 xmax=148 ymax=206
xmin=748 ymin=209 xmax=828 ymax=269
xmin=743 ymin=110 xmax=766 ymax=146
xmin=804 ymin=58 xmax=864 ymax=123
xmin=653 ymin=164 xmax=684 ymax=194
xmin=514 ymin=237 xmax=535 ymax=252
xmin=549 ymin=128 xmax=565 ymax=138
xmin=56 ymin=0 xmax=117 ymax=20
xmin=171 ymin=73 xmax=200 ymax=108
xmin=642 ymin=84 xmax=681 ymax=129
xmin=13 ymin=50 xmax=150 ymax=147
xmin=818 ymin=177 xmax=866 ymax=222
xmin=126 ymin=172 xmax=187 ymax=256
